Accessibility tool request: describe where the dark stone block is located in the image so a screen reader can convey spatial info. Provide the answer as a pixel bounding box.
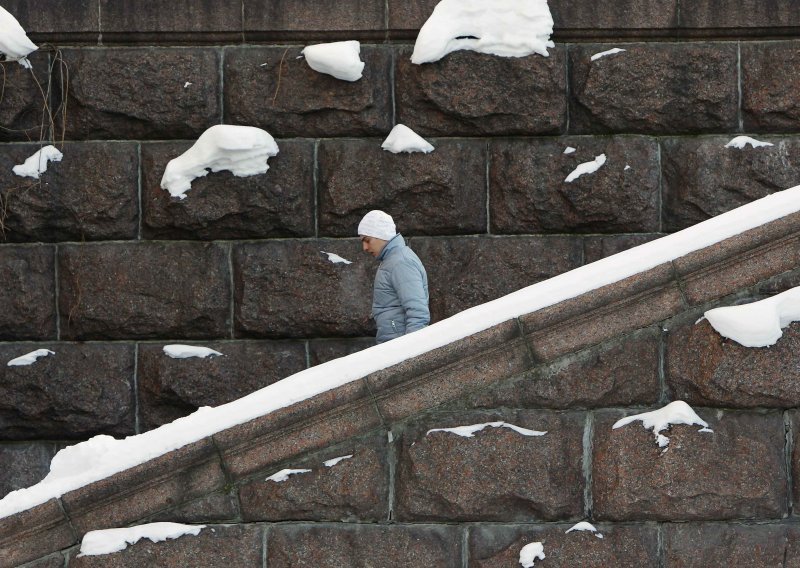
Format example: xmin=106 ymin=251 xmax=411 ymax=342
xmin=490 ymin=137 xmax=660 ymax=233
xmin=467 ymin=329 xmax=660 ymax=409
xmin=233 ymin=239 xmax=374 ymax=338
xmin=0 ymin=245 xmax=55 ymax=340
xmin=18 ymin=552 xmax=65 ymax=568
xmin=396 ymin=410 xmax=584 ymax=521
xmin=387 ymin=0 xmax=437 ymax=32
xmin=224 ymin=46 xmax=392 ymax=138
xmin=0 ymin=52 xmax=51 ymax=142
xmin=553 ymin=0 xmax=679 ymax=31
xmin=0 ymin=343 xmax=134 ymax=440
xmin=2 ymin=0 xmax=97 ymax=38
xmin=584 ymin=234 xmax=663 ymax=264
xmin=61 ymin=47 xmax=221 ymax=140
xmin=0 ymin=442 xmax=60 ymax=499
xmin=667 ymin=317 xmax=800 ymax=407
xmin=138 ymin=340 xmax=306 ymax=431
xmin=145 ymin=491 xmax=239 ymax=524
xmin=410 ymin=236 xmax=582 ymax=322
xmin=69 ymin=524 xmax=262 ymax=567
xmin=141 ymin=139 xmax=315 ymax=240
xmin=318 ymin=138 xmax=486 ymax=237
xmin=790 ymin=409 xmax=800 ymax=508
xmin=0 ymin=500 xmax=77 ymax=568
xmin=662 ymin=136 xmax=800 ymax=231
xmin=239 ymin=433 xmax=388 ymax=521
xmin=268 ymin=524 xmax=461 ymax=568
xmin=593 ymin=409 xmax=788 ymax=520
xmin=664 ymin=523 xmax=790 ymax=567
xmin=58 ymin=242 xmax=230 ymax=340
xmin=681 ymin=1 xmax=800 ymax=29
xmin=308 ymin=338 xmax=374 ymax=366
xmin=569 ymin=43 xmax=738 ymax=134
xmin=469 ymin=524 xmax=659 ymax=567
xmin=396 ymin=45 xmax=566 ymax=136
xmin=742 ymin=42 xmax=800 ymax=132
xmin=244 ymin=0 xmax=385 ymax=39
xmin=0 ymin=142 xmax=138 ymax=242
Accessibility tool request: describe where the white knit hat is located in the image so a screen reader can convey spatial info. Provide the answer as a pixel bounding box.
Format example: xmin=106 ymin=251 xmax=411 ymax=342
xmin=357 ymin=210 xmax=396 ymax=241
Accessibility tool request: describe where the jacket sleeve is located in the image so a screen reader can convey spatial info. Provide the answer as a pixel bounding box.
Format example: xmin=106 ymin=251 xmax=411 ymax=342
xmin=391 ymin=259 xmax=430 ymax=333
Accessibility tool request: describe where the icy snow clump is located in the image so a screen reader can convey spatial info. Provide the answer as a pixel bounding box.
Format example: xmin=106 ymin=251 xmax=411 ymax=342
xmin=160 ymin=125 xmax=279 ymax=199
xmin=725 ymin=136 xmax=773 ymax=149
xmin=519 ymin=542 xmax=545 ymax=567
xmin=566 ymin=521 xmax=603 ymax=538
xmin=381 ymin=124 xmax=435 ymax=154
xmin=591 ymin=47 xmax=626 ymax=61
xmin=13 ymin=145 xmax=63 ymax=179
xmin=565 ymin=154 xmax=606 ymax=182
xmin=704 ymin=286 xmax=800 ymax=347
xmin=323 ymin=455 xmax=353 ymax=467
xmin=613 ymin=401 xmax=711 ymax=449
xmin=411 ymin=0 xmax=554 ymax=64
xmin=301 ymin=41 xmax=364 ymax=81
xmin=163 ymin=345 xmax=223 ymax=359
xmin=0 ymin=6 xmax=38 ymax=68
xmin=427 ymin=421 xmax=546 ymax=437
xmin=266 ymin=469 xmax=312 ymax=482
xmin=321 ymin=251 xmax=352 ymax=265
xmin=79 ymin=523 xmax=205 ymax=556
xmin=7 ymin=349 xmax=54 ymax=367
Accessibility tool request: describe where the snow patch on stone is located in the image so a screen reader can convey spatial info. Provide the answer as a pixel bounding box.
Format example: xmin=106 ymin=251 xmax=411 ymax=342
xmin=321 ymin=251 xmax=352 ymax=265
xmin=13 ymin=145 xmax=63 ymax=179
xmin=566 ymin=521 xmax=603 ymax=538
xmin=704 ymin=287 xmax=800 ymax=347
xmin=613 ymin=401 xmax=711 ymax=449
xmin=563 ymin=146 xmax=576 ymax=155
xmin=427 ymin=421 xmax=546 ymax=438
xmin=565 ymin=154 xmax=606 ymax=183
xmin=163 ymin=345 xmax=223 ymax=359
xmin=323 ymin=455 xmax=353 ymax=467
xmin=591 ymin=47 xmax=626 ymax=61
xmin=725 ymin=136 xmax=773 ymax=149
xmin=266 ymin=468 xmax=312 ymax=482
xmin=301 ymin=41 xmax=364 ymax=81
xmin=7 ymin=349 xmax=55 ymax=367
xmin=78 ymin=523 xmax=204 ymax=556
xmin=381 ymin=124 xmax=435 ymax=154
xmin=0 ymin=6 xmax=38 ymax=68
xmin=519 ymin=542 xmax=545 ymax=567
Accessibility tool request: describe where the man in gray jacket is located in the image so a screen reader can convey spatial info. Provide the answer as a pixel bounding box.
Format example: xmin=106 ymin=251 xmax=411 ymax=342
xmin=358 ymin=210 xmax=430 ymax=343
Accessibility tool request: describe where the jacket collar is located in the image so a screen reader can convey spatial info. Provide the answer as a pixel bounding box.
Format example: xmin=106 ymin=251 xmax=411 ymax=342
xmin=377 ymin=233 xmax=404 ymax=261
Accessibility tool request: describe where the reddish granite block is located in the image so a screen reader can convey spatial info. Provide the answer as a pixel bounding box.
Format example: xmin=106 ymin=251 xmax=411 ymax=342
xmin=0 ymin=342 xmax=134 ymax=440
xmin=553 ymin=0 xmax=679 ymax=32
xmin=308 ymin=338 xmax=374 ymax=366
xmin=664 ymin=523 xmax=789 ymax=567
xmin=396 ymin=410 xmax=584 ymax=521
xmin=244 ymin=0 xmax=385 ymax=40
xmin=58 ymin=242 xmax=230 ymax=340
xmin=141 ymin=139 xmax=315 ymax=240
xmin=583 ymin=234 xmax=663 ymax=264
xmin=0 ymin=442 xmax=60 ymax=498
xmin=0 ymin=499 xmax=77 ymax=568
xmin=569 ymin=43 xmax=738 ymax=134
xmin=138 ymin=341 xmax=306 ymax=430
xmin=239 ymin=433 xmax=388 ymax=521
xmin=224 ymin=46 xmax=392 ymax=138
xmin=268 ymin=523 xmax=461 ymax=568
xmin=0 ymin=142 xmax=138 ymax=242
xmin=396 ymin=45 xmax=566 ymax=136
xmin=593 ymin=410 xmax=788 ymax=521
xmin=317 ymin=138 xmax=486 ymax=237
xmin=0 ymin=245 xmax=55 ymax=340
xmin=60 ymin=47 xmax=221 ymax=140
xmin=742 ymin=42 xmax=800 ymax=132
xmin=681 ymin=1 xmax=800 ymax=29
xmin=0 ymin=52 xmax=51 ymax=142
xmin=145 ymin=491 xmax=239 ymax=524
xmin=469 ymin=524 xmax=659 ymax=567
xmin=490 ymin=137 xmax=660 ymax=234
xmin=2 ymin=0 xmax=98 ymax=40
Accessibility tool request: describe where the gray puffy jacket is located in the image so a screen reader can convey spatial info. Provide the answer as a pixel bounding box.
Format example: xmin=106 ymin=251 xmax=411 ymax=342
xmin=372 ymin=234 xmax=430 ymax=343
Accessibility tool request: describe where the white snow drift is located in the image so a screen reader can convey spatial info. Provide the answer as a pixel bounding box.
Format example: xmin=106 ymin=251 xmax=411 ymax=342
xmin=324 ymin=455 xmax=353 ymax=467
xmin=613 ymin=401 xmax=712 ymax=449
xmin=266 ymin=468 xmax=312 ymax=482
xmin=725 ymin=136 xmax=773 ymax=149
xmin=381 ymin=125 xmax=435 ymax=154
xmin=565 ymin=154 xmax=606 ymax=182
xmin=704 ymin=286 xmax=800 ymax=347
xmin=160 ymin=125 xmax=279 ymax=199
xmin=321 ymin=251 xmax=352 ymax=265
xmin=301 ymin=41 xmax=364 ymax=81
xmin=426 ymin=421 xmax=546 ymax=438
xmin=519 ymin=542 xmax=545 ymax=567
xmin=163 ymin=345 xmax=223 ymax=359
xmin=0 ymin=6 xmax=37 ymax=68
xmin=79 ymin=523 xmax=204 ymax=556
xmin=7 ymin=349 xmax=54 ymax=367
xmin=566 ymin=521 xmax=603 ymax=538
xmin=591 ymin=47 xmax=626 ymax=61
xmin=12 ymin=145 xmax=63 ymax=179
xmin=411 ymin=0 xmax=554 ymax=64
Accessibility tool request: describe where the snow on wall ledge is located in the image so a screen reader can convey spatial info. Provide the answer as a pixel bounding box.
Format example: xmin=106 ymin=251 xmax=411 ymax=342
xmin=1 ymin=184 xmax=799 ymax=520
xmin=704 ymin=286 xmax=800 ymax=347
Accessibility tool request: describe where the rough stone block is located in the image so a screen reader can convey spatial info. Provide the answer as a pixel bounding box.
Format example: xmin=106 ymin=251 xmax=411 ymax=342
xmin=0 ymin=52 xmax=50 ymax=142
xmin=583 ymin=234 xmax=663 ymax=264
xmin=18 ymin=553 xmax=65 ymax=568
xmin=0 ymin=443 xmax=61 ymax=499
xmin=569 ymin=43 xmax=738 ymax=134
xmin=244 ymin=0 xmax=385 ymax=39
xmin=467 ymin=329 xmax=660 ymax=409
xmin=395 ymin=410 xmax=584 ymax=521
xmin=490 ymin=137 xmax=660 ymax=233
xmin=69 ymin=524 xmax=262 ymax=568
xmin=0 ymin=142 xmax=138 ymax=242
xmin=239 ymin=433 xmax=388 ymax=521
xmin=318 ymin=138 xmax=486 ymax=237
xmin=742 ymin=42 xmax=800 ymax=132
xmin=593 ymin=409 xmax=788 ymax=520
xmin=410 ymin=236 xmax=582 ymax=322
xmin=0 ymin=343 xmax=134 ymax=440
xmin=396 ymin=45 xmax=566 ymax=136
xmin=387 ymin=0 xmax=437 ymax=32
xmin=667 ymin=316 xmax=800 ymax=407
xmin=662 ymin=136 xmax=800 ymax=231
xmin=60 ymin=47 xmax=221 ymax=140
xmin=664 ymin=523 xmax=789 ymax=567
xmin=267 ymin=524 xmax=461 ymax=568
xmin=308 ymin=338 xmax=374 ymax=366
xmin=0 ymin=499 xmax=77 ymax=568
xmin=138 ymin=340 xmax=306 ymax=430
xmin=469 ymin=524 xmax=659 ymax=567
xmin=58 ymin=242 xmax=230 ymax=340
xmin=0 ymin=245 xmax=55 ymax=340
xmin=682 ymin=1 xmax=800 ymax=30
xmin=233 ymin=239 xmax=374 ymax=338
xmin=141 ymin=139 xmax=315 ymax=240
xmin=790 ymin=410 xmax=800 ymax=508
xmin=2 ymin=1 xmax=98 ymax=39
xmin=224 ymin=46 xmax=392 ymax=137
xmin=146 ymin=491 xmax=239 ymax=524
xmin=553 ymin=0 xmax=679 ymax=32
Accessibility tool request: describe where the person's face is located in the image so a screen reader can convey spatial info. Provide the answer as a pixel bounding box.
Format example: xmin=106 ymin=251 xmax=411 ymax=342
xmin=360 ymin=235 xmax=387 ymax=257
